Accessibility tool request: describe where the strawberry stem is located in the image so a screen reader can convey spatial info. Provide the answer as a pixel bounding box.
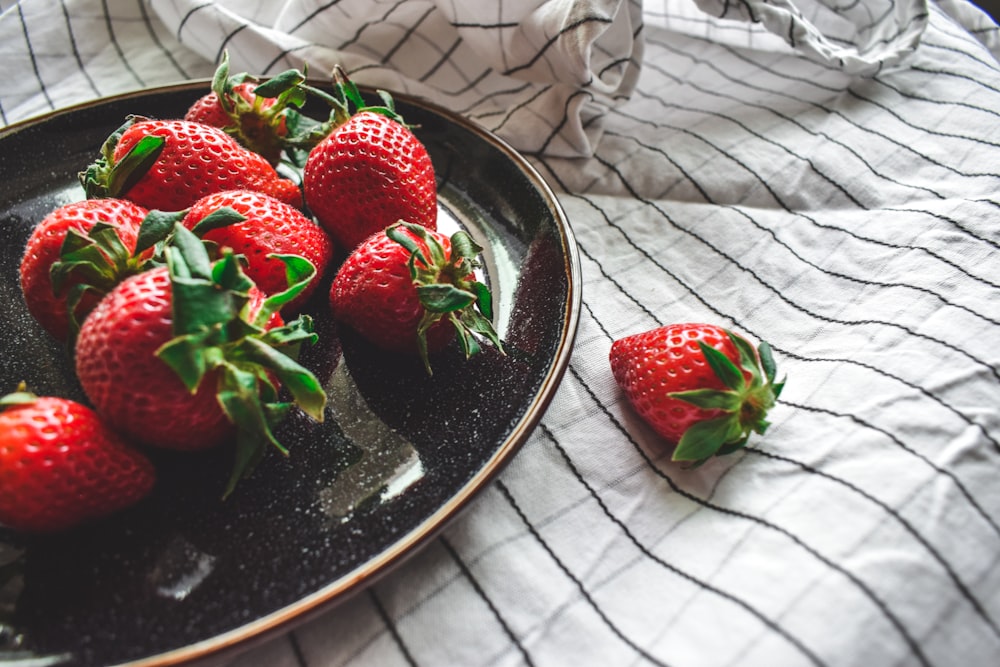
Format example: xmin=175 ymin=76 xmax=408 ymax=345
xmin=155 ymin=223 xmax=327 ymax=497
xmin=668 ymin=330 xmax=784 ymax=465
xmin=386 ymin=221 xmax=505 ymax=375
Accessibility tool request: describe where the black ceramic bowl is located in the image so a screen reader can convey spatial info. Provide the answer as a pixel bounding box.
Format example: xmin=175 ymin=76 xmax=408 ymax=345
xmin=0 ymin=81 xmax=580 ymax=667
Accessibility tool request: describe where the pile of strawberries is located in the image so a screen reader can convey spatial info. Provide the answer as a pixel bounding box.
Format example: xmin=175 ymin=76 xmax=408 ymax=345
xmin=1 ymin=56 xmax=502 ymax=534
xmin=1 ymin=56 xmax=789 ymax=536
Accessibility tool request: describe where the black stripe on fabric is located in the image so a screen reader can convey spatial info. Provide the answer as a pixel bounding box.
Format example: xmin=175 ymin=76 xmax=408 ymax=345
xmin=776 ymin=400 xmax=1000 ymax=538
xmin=536 ymin=423 xmax=828 ymax=666
xmin=534 ymin=89 xmax=593 ymax=156
xmin=536 ymin=171 xmax=1000 ymax=522
xmin=419 ymin=37 xmax=462 ymax=82
xmin=214 ymin=23 xmax=250 ymax=69
xmin=326 ymin=1 xmax=407 ymax=53
xmin=60 ymin=0 xmax=100 ymax=98
xmin=137 ymin=0 xmax=190 ymax=79
xmin=483 ymin=83 xmax=554 ymax=133
xmin=847 ymin=86 xmax=1000 ymax=153
xmin=455 ymin=80 xmax=534 ymax=116
xmin=654 ymin=31 xmax=1000 ymax=183
xmin=288 ymin=630 xmax=308 ymax=667
xmin=882 ymin=205 xmax=1000 ymax=255
xmin=743 ymin=447 xmax=1000 ymax=636
xmin=564 ymin=360 xmax=932 ymax=666
xmin=16 ymin=2 xmax=54 ymax=111
xmin=100 ymin=0 xmax=144 ymax=87
xmin=622 ymin=81 xmax=1000 ymax=260
xmin=449 ymin=21 xmax=520 ymax=29
xmin=922 ymin=39 xmax=1000 ymax=73
xmin=440 ymin=536 xmax=536 ymax=667
xmin=591 ymin=149 xmax=1000 ymax=388
xmin=176 ymin=1 xmax=213 ymax=39
xmin=369 ymin=587 xmax=419 ymax=667
xmin=602 ymin=127 xmax=1000 ymax=332
xmin=647 ymin=39 xmax=947 ymax=202
xmin=285 ymin=0 xmax=347 ymax=35
xmin=380 ymin=4 xmax=438 ymax=67
xmin=503 ymin=15 xmax=614 ymax=76
xmin=496 ymin=481 xmax=673 ymax=667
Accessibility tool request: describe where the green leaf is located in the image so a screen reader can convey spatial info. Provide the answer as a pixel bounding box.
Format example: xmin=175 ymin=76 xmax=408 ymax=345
xmin=417 ymin=283 xmax=476 ymax=313
xmin=260 ymin=254 xmax=317 ymax=316
xmin=237 ymin=337 xmax=326 ymax=422
xmin=108 ymin=134 xmax=165 ymax=198
xmin=190 ymin=206 xmax=246 ymax=237
xmin=253 ymin=69 xmax=307 ymax=98
xmin=260 ymin=314 xmax=318 ymax=350
xmin=698 ymin=342 xmax=744 ymax=392
xmin=156 ymin=332 xmax=211 ymax=392
xmin=728 ymin=330 xmax=762 ymax=382
xmin=217 ymin=364 xmax=286 ymax=498
xmin=471 ymin=280 xmax=493 ymax=320
xmin=167 ymin=224 xmax=214 ymax=280
xmin=668 ymin=388 xmax=741 ymax=411
xmin=135 ymin=210 xmax=187 ymax=256
xmin=386 ymin=222 xmax=426 ymax=260
xmin=211 ymin=252 xmax=255 ymax=295
xmin=450 ymin=230 xmax=482 ymax=261
xmin=759 ymin=341 xmax=778 ymax=384
xmin=672 ymin=415 xmax=741 ymax=462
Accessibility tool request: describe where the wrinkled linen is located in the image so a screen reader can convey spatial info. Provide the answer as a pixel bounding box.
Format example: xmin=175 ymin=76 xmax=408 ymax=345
xmin=2 ymin=0 xmax=1000 ymax=665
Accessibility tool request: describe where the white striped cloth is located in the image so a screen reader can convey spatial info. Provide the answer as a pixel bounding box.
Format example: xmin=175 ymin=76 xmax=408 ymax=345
xmin=3 ymin=0 xmax=1000 ymax=665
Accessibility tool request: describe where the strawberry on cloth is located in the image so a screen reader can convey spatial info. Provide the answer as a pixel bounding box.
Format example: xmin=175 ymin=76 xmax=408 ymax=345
xmin=609 ymin=323 xmax=785 ymax=465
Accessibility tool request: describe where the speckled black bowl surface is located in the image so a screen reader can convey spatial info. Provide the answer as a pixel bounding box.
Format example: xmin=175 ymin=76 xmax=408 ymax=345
xmin=0 ymin=81 xmax=580 ymax=667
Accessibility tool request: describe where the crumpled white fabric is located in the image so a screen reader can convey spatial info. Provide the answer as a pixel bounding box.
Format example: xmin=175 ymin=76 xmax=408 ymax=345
xmin=690 ymin=0 xmax=931 ymax=75
xmin=148 ymin=0 xmax=646 ymax=157
xmin=0 ymin=0 xmax=942 ymax=157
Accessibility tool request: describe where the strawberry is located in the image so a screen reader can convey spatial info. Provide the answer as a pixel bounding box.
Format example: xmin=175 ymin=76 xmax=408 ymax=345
xmin=330 ymin=221 xmax=503 ymax=374
xmin=19 ymin=198 xmax=149 ymax=341
xmin=0 ymin=388 xmax=155 ymax=533
xmin=79 ymin=116 xmax=303 ymax=212
xmin=609 ymin=323 xmax=785 ymax=464
xmin=302 ymin=68 xmax=437 ymax=251
xmin=185 ymin=51 xmax=300 ymax=166
xmin=75 ymin=224 xmax=326 ymax=495
xmin=182 ymin=190 xmax=334 ymax=310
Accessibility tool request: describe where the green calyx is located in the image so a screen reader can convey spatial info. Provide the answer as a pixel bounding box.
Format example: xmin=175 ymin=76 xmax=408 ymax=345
xmin=79 ymin=114 xmax=165 ymax=201
xmin=208 ymin=50 xmax=311 ymax=165
xmin=200 ymin=55 xmax=409 ymax=165
xmin=51 ymin=206 xmax=247 ymax=342
xmin=0 ymin=382 xmax=37 ymax=410
xmin=155 ymin=224 xmax=327 ymax=497
xmin=668 ymin=330 xmax=785 ymax=466
xmin=386 ymin=221 xmax=505 ymax=375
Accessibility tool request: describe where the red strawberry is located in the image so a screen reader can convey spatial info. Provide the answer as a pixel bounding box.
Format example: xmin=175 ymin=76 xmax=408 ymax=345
xmin=330 ymin=221 xmax=503 ymax=374
xmin=19 ymin=198 xmax=149 ymax=340
xmin=182 ymin=190 xmax=334 ymax=309
xmin=75 ymin=225 xmax=326 ymax=495
xmin=303 ymin=68 xmax=436 ymax=251
xmin=184 ymin=51 xmax=294 ymax=165
xmin=80 ymin=116 xmax=303 ymax=212
xmin=609 ymin=323 xmax=785 ymax=464
xmin=0 ymin=388 xmax=155 ymax=533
